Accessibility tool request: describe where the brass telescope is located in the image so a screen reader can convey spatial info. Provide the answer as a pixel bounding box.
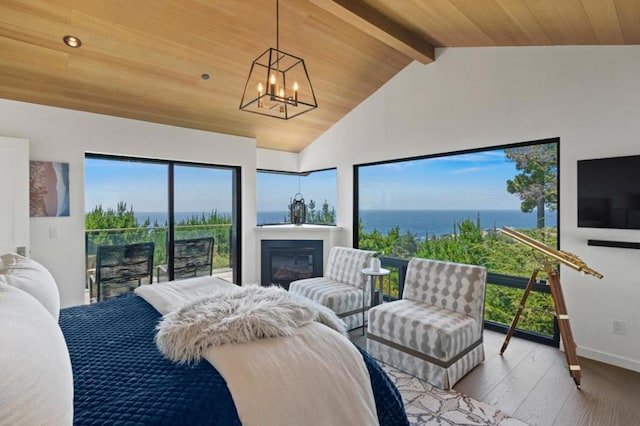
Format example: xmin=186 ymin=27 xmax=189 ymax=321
xmin=498 ymin=226 xmax=603 ymax=388
xmin=500 ymin=226 xmax=603 ymax=279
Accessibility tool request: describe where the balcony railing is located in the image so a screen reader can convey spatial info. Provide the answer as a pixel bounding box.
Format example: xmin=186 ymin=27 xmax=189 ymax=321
xmin=85 ymin=223 xmax=233 ymax=285
xmin=378 ymin=256 xmax=559 ymax=347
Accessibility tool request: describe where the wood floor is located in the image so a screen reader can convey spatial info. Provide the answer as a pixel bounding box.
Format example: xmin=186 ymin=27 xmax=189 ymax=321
xmin=352 ymin=329 xmax=640 ymax=426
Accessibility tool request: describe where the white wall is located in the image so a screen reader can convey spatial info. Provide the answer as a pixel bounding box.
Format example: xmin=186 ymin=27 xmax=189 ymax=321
xmin=256 ymin=148 xmax=299 ymax=172
xmin=0 ymin=99 xmax=258 ymax=307
xmin=297 ymin=46 xmax=640 ymax=372
xmin=0 ymin=137 xmax=29 ymax=255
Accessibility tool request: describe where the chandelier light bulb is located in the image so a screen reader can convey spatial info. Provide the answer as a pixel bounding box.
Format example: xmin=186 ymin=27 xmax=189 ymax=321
xmin=257 ymin=82 xmax=264 ymax=108
xmin=269 ymin=74 xmax=276 ymax=96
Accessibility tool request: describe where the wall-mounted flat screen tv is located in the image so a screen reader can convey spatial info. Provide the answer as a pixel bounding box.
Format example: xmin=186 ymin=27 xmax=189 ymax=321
xmin=578 ymin=154 xmax=640 ymax=229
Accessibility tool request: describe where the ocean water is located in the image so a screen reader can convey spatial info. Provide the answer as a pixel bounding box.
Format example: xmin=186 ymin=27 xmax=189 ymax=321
xmin=360 ymin=209 xmax=556 ymax=237
xmin=259 ymin=209 xmax=557 ymax=237
xmin=136 ymin=209 xmax=556 ymax=236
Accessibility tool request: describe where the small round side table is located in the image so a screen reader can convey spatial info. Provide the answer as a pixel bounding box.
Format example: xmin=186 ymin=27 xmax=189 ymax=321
xmin=361 ymin=267 xmax=390 ymax=335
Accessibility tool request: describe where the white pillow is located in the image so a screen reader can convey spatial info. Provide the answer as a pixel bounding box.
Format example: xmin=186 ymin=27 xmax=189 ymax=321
xmin=0 ymin=253 xmax=60 ymax=320
xmin=0 ymin=283 xmax=73 ymax=425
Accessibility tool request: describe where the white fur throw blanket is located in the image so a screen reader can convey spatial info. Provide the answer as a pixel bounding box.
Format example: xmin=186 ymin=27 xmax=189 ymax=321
xmin=155 ymin=285 xmax=347 ymax=363
xmin=137 ymin=278 xmax=378 ymax=426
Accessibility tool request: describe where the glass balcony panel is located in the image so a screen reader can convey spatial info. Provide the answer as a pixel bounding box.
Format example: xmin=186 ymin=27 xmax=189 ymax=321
xmin=484 ymin=282 xmax=555 ymax=337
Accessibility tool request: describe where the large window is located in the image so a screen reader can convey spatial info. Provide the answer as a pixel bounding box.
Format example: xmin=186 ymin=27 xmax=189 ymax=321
xmin=257 ymin=168 xmax=337 ymax=225
xmin=85 ymin=155 xmax=241 ymax=300
xmin=354 ymin=138 xmax=559 ymax=345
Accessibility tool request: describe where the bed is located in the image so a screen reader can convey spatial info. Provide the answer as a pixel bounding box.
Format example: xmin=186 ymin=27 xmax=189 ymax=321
xmin=0 ymin=253 xmax=409 ymax=426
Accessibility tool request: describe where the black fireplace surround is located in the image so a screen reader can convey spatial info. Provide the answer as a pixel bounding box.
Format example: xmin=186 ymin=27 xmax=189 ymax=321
xmin=260 ymin=240 xmax=323 ymax=289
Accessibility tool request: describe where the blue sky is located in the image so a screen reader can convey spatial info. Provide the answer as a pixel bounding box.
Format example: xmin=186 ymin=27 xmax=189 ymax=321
xmin=256 ymin=169 xmax=337 ymax=212
xmin=86 ymin=148 xmax=527 ymax=213
xmin=358 ymin=149 xmax=524 ymax=210
xmin=85 ymin=159 xmax=232 ymax=212
xmin=85 ymin=158 xmax=333 ymax=214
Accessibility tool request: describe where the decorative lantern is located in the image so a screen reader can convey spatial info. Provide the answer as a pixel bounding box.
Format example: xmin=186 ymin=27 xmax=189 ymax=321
xmin=289 ymin=193 xmax=306 ymax=226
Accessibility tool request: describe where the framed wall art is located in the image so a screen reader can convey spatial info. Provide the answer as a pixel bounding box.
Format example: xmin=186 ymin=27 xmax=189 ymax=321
xmin=29 ymin=161 xmax=69 ymax=217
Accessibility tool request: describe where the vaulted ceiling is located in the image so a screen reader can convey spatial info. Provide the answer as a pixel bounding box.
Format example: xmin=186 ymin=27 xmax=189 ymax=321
xmin=1 ymin=1 xmax=639 ymax=152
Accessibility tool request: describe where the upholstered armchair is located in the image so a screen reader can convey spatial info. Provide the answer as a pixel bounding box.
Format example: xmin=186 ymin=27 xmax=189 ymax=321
xmin=367 ymin=258 xmax=487 ymax=389
xmin=289 ymin=246 xmax=374 ymax=330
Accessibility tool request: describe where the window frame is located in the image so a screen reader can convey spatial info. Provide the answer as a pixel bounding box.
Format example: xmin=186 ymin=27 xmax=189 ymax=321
xmin=85 ymin=153 xmax=242 ymax=284
xmin=256 ymin=167 xmax=338 ymax=226
xmin=352 ymin=137 xmax=561 ymax=346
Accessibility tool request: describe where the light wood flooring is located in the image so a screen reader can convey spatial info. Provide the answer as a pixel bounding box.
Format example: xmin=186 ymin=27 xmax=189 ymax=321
xmin=351 ymin=329 xmax=640 ymax=426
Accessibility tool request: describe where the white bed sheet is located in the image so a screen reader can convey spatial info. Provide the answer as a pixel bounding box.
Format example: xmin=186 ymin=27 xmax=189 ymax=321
xmin=136 ymin=278 xmax=379 ymax=426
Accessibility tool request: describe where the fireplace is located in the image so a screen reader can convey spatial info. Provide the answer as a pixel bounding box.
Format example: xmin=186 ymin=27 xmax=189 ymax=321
xmin=261 ymin=240 xmax=323 ymax=289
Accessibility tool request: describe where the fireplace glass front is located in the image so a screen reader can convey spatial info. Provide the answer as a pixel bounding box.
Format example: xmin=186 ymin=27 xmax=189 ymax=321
xmin=261 ymin=240 xmax=323 ymax=290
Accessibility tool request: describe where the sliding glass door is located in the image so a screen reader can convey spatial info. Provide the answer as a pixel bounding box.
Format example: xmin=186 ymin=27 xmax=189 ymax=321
xmin=172 ymin=164 xmax=237 ymax=282
xmin=85 ymin=154 xmax=240 ymax=301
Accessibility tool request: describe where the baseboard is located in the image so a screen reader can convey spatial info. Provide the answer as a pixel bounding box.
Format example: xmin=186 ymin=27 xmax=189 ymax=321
xmin=577 ymin=346 xmax=640 ymax=373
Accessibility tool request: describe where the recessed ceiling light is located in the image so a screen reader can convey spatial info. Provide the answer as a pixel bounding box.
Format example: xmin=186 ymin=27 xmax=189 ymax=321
xmin=201 ymin=73 xmax=210 ymax=80
xmin=63 ymin=35 xmax=82 ymax=48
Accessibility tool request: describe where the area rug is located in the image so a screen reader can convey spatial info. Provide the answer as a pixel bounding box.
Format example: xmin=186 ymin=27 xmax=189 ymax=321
xmin=381 ymin=364 xmax=528 ymax=426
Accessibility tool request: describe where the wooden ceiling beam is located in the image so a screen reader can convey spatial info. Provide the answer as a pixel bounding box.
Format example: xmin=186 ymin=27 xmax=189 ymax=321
xmin=310 ymin=0 xmax=435 ymax=64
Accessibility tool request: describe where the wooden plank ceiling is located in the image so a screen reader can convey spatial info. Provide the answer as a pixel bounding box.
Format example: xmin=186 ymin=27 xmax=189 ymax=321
xmin=1 ymin=0 xmax=639 ymax=152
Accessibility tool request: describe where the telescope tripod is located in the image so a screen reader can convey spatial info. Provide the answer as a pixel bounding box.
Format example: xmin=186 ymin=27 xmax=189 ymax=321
xmin=499 ymin=268 xmax=582 ymax=389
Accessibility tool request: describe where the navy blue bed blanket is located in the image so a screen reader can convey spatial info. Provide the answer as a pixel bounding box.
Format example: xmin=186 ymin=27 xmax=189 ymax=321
xmin=59 ymin=294 xmax=409 ymax=425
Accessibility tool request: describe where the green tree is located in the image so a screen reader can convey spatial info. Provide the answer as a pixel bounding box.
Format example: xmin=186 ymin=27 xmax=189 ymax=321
xmin=85 ymin=202 xmax=138 ymax=230
xmin=172 ymin=209 xmax=233 ymax=269
xmin=357 ymin=217 xmax=558 ymax=336
xmin=86 ymin=204 xmax=233 ymax=270
xmin=505 ymin=143 xmax=558 ymax=228
xmin=85 ymin=202 xmax=155 ymax=262
xmin=415 ymin=218 xmax=485 ymax=265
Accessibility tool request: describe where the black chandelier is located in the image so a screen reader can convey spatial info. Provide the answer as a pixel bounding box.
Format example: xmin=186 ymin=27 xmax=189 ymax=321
xmin=239 ymin=0 xmax=318 ymax=119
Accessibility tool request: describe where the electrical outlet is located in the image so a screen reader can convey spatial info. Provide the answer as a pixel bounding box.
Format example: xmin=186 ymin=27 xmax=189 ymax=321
xmin=612 ymin=320 xmax=626 ymax=335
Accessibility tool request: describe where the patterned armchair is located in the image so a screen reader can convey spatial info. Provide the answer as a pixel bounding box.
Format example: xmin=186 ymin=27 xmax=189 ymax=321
xmin=289 ymin=246 xmax=375 ymax=330
xmin=367 ymin=258 xmax=487 ymax=389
